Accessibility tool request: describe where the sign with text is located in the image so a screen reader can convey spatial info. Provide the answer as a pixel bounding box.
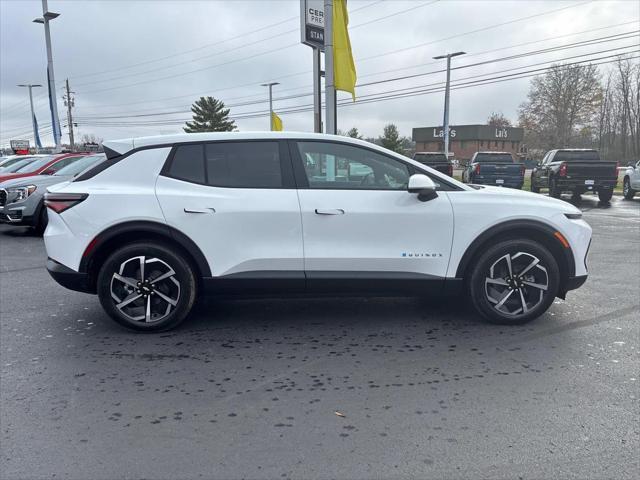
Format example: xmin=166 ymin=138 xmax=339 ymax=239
xmin=10 ymin=139 xmax=30 ymax=154
xmin=300 ymin=0 xmax=325 ymax=50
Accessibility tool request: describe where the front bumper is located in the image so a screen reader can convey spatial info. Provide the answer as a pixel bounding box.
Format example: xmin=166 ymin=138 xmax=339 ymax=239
xmin=46 ymin=258 xmax=94 ymax=293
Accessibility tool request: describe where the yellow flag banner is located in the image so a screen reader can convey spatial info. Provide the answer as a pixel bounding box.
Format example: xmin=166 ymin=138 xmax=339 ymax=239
xmin=333 ymin=0 xmax=357 ymax=100
xmin=271 ymin=111 xmax=283 ymax=131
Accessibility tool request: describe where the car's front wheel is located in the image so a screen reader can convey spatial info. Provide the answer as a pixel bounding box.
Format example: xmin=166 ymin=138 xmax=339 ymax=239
xmin=97 ymin=242 xmax=197 ymax=331
xmin=468 ymin=239 xmax=560 ymax=325
xmin=623 ymin=177 xmax=636 ymax=200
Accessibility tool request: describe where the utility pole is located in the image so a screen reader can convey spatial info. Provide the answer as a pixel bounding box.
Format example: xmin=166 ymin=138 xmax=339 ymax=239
xmin=261 ymin=82 xmax=279 ymax=131
xmin=324 ymin=0 xmax=336 ymax=135
xmin=433 ymin=51 xmax=465 ymax=159
xmin=63 ymin=79 xmax=75 ymax=149
xmin=33 ymin=0 xmax=62 ymax=152
xmin=17 ymin=84 xmax=42 ymax=150
xmin=313 ymin=48 xmax=323 ymax=133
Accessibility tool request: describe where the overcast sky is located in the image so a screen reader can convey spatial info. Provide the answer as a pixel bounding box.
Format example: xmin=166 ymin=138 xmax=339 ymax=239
xmin=1 ymin=0 xmax=638 ymax=147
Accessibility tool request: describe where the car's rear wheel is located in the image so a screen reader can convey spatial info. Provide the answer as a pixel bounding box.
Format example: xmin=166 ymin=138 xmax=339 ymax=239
xmin=468 ymin=239 xmax=560 ymax=325
xmin=530 ymin=174 xmax=540 ymax=193
xmin=623 ymin=178 xmax=636 ymax=200
xmin=598 ymin=189 xmax=613 ymax=203
xmin=97 ymin=242 xmax=197 ymax=332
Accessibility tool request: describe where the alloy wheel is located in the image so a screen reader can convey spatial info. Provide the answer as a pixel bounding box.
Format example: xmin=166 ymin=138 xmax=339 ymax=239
xmin=110 ymin=256 xmax=181 ymax=323
xmin=484 ymin=252 xmax=549 ymax=316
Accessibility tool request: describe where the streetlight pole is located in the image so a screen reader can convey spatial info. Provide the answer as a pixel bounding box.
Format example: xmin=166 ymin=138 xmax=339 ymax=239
xmin=433 ymin=51 xmax=465 ymax=159
xmin=34 ymin=0 xmax=62 ymax=152
xmin=261 ymin=82 xmax=279 ymax=131
xmin=17 ymin=84 xmax=42 ymax=150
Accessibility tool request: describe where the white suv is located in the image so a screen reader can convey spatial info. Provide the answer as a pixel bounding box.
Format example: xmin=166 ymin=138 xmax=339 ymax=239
xmin=44 ymin=132 xmax=592 ymax=331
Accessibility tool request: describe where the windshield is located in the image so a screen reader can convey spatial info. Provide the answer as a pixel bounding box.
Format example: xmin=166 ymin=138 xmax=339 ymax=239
xmin=14 ymin=155 xmax=55 ymax=173
xmin=414 ymin=153 xmax=448 ymax=163
xmin=475 ymin=153 xmax=513 ymax=163
xmin=1 ymin=157 xmax=39 ymax=173
xmin=55 ymin=154 xmax=105 ymax=176
xmin=554 ymin=150 xmax=600 ymax=162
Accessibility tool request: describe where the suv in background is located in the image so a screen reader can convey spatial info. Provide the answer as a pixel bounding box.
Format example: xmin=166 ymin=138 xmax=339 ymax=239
xmin=0 ymin=154 xmax=104 ymax=233
xmin=412 ymin=152 xmax=453 ymax=177
xmin=531 ymin=149 xmax=618 ymax=202
xmin=44 ymin=132 xmax=590 ymax=332
xmin=462 ymin=151 xmax=525 ymax=189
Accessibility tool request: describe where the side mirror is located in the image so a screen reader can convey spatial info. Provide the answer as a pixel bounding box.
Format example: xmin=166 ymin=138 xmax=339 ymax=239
xmin=408 ymin=174 xmax=438 ymax=202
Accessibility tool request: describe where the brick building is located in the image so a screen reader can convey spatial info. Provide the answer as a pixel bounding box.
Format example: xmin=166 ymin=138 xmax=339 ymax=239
xmin=412 ymin=125 xmax=525 ymax=162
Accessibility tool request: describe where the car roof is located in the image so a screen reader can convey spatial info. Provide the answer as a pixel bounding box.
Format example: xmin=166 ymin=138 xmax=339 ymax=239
xmin=104 ymin=132 xmax=380 ymax=157
xmin=414 ymin=151 xmax=446 ymax=155
xmin=475 ymin=151 xmax=513 ymax=155
xmin=551 ymin=148 xmax=597 ymax=152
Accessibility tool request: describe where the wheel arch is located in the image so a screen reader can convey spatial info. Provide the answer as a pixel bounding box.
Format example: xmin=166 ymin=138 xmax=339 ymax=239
xmin=455 ymin=219 xmax=575 ymax=298
xmin=79 ymin=220 xmax=211 ymax=292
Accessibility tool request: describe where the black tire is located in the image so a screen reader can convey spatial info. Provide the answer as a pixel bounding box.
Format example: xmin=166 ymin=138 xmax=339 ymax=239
xmin=530 ymin=174 xmax=540 ymax=193
xmin=623 ymin=177 xmax=636 ymax=200
xmin=549 ymin=177 xmax=561 ymax=198
xmin=468 ymin=239 xmax=560 ymax=325
xmin=598 ymin=189 xmax=613 ymax=203
xmin=33 ymin=205 xmax=48 ymax=235
xmin=97 ymin=242 xmax=197 ymax=332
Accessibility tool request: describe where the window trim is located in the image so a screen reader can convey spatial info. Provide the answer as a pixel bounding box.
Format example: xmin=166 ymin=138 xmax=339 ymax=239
xmin=160 ymin=139 xmax=295 ymax=189
xmin=288 ymin=139 xmax=462 ymax=192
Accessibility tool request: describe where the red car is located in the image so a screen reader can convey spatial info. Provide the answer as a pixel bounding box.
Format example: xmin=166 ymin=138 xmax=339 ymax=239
xmin=0 ymin=153 xmax=88 ymax=183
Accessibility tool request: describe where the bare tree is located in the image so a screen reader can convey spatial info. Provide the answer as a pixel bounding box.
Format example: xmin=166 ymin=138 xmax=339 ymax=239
xmin=518 ymin=63 xmax=602 ymax=150
xmin=487 ymin=111 xmax=512 ymax=127
xmin=80 ymin=133 xmax=103 ymax=145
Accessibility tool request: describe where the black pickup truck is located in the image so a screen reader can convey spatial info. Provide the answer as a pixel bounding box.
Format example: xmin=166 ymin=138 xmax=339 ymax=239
xmin=462 ymin=151 xmax=525 ymax=189
xmin=412 ymin=152 xmax=453 ymax=177
xmin=530 ymin=149 xmax=618 ymax=202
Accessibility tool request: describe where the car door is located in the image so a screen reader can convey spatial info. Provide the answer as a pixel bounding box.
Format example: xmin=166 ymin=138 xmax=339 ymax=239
xmin=155 ymin=140 xmax=304 ymax=288
xmin=533 ymin=152 xmax=549 ymax=187
xmin=633 ymin=161 xmax=640 ymax=189
xmin=540 ymin=150 xmax=554 ymax=186
xmin=291 ymin=140 xmax=454 ymax=291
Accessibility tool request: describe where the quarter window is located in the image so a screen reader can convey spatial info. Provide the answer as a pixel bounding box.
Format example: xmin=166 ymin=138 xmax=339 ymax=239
xmin=168 ymin=144 xmax=205 ymax=183
xmin=297 ymin=141 xmax=410 ymax=190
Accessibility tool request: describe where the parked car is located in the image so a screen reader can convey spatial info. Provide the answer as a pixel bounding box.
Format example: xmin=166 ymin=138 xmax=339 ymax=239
xmin=462 ymin=151 xmax=525 ymax=189
xmin=0 ymin=153 xmax=88 ymax=183
xmin=622 ymin=160 xmax=640 ymax=200
xmin=412 ymin=152 xmax=454 ymax=177
xmin=530 ymin=149 xmax=618 ymax=202
xmin=0 ymin=154 xmax=105 ymax=233
xmin=0 ymin=155 xmax=41 ymax=171
xmin=44 ymin=132 xmax=591 ymax=332
xmin=0 ymin=155 xmax=42 ymax=173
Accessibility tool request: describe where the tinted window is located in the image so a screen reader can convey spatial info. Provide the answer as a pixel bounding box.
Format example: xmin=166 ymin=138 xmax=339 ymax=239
xmin=55 ymin=154 xmax=105 ymax=176
xmin=14 ymin=156 xmax=55 ymax=172
xmin=0 ymin=157 xmax=37 ymax=172
xmin=168 ymin=144 xmax=205 ymax=183
xmin=553 ymin=150 xmax=600 ymax=162
xmin=475 ymin=153 xmax=513 ymax=163
xmin=45 ymin=156 xmax=84 ymax=173
xmin=297 ymin=141 xmax=410 ymax=190
xmin=414 ymin=153 xmax=448 ymax=164
xmin=205 ymin=142 xmax=281 ymax=188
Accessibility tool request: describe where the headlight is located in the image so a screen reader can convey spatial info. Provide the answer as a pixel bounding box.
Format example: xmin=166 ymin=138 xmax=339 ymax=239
xmin=7 ymin=185 xmax=37 ymax=203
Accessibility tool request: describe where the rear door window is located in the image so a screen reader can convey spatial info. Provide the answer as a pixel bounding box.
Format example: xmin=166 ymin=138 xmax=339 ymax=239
xmin=205 ymin=141 xmax=282 ymax=188
xmin=553 ymin=151 xmax=600 ymax=162
xmin=475 ymin=153 xmax=513 ymax=163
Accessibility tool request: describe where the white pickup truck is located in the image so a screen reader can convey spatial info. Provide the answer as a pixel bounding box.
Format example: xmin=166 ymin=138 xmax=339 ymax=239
xmin=623 ymin=160 xmax=640 ymax=199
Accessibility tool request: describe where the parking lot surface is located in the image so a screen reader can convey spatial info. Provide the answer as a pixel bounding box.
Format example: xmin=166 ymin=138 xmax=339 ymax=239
xmin=1 ymin=195 xmax=639 ymax=480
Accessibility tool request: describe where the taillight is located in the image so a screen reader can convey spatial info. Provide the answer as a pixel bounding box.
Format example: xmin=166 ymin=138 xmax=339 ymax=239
xmin=558 ymin=163 xmax=567 ymax=176
xmin=475 ymin=163 xmax=481 ymax=175
xmin=44 ymin=193 xmax=88 ymax=213
xmin=520 ymin=164 xmax=525 ymax=176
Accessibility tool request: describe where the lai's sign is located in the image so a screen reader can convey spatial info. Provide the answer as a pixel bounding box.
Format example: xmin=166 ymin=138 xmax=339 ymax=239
xmin=300 ymin=0 xmax=325 ymax=50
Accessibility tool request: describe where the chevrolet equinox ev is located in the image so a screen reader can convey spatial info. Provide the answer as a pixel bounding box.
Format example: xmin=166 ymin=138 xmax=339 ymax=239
xmin=44 ymin=132 xmax=592 ymax=331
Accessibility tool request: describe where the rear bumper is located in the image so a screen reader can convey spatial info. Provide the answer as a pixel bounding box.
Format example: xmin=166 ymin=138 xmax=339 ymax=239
xmin=471 ymin=176 xmax=524 ymax=188
xmin=46 ymin=258 xmax=94 ymax=293
xmin=555 ymin=179 xmax=617 ymax=191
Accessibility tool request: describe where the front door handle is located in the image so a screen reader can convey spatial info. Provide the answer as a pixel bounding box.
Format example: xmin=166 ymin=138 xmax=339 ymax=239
xmin=184 ymin=207 xmax=215 ymax=214
xmin=315 ymin=208 xmax=345 ymax=215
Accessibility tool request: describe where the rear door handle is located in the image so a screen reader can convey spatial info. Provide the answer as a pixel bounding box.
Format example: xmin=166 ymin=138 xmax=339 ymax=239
xmin=184 ymin=207 xmax=215 ymax=214
xmin=315 ymin=208 xmax=345 ymax=215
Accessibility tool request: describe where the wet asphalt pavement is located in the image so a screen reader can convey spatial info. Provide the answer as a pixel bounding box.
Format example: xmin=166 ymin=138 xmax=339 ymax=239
xmin=1 ymin=195 xmax=639 ymax=480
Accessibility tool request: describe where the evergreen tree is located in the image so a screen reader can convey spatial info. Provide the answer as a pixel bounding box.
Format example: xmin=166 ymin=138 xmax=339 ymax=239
xmin=184 ymin=96 xmax=236 ymax=133
xmin=379 ymin=124 xmax=403 ymax=153
xmin=346 ymin=127 xmax=363 ymax=139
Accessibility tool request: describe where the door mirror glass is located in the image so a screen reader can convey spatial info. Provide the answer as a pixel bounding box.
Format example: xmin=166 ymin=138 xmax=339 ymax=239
xmin=408 ymin=174 xmax=438 ymax=201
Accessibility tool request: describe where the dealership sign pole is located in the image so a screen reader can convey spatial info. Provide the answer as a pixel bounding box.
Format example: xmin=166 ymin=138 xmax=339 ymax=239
xmin=300 ymin=0 xmax=325 ymax=133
